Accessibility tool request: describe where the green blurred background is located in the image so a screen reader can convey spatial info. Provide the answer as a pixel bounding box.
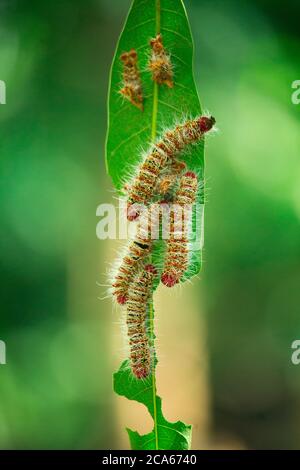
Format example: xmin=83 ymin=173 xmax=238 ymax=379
xmin=0 ymin=0 xmax=300 ymax=449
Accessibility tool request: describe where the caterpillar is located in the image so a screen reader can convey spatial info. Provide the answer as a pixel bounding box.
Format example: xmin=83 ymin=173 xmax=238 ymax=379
xmin=161 ymin=171 xmax=198 ymax=287
xmin=127 ymin=264 xmax=157 ymax=379
xmin=127 ymin=115 xmax=215 ymax=220
xmin=149 ymin=34 xmax=173 ymax=88
xmin=112 ymin=204 xmax=160 ymax=304
xmin=120 ymin=49 xmax=143 ymax=110
xmin=154 ymin=159 xmax=187 ymax=197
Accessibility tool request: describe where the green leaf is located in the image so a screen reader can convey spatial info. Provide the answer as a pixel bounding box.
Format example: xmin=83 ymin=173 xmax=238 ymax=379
xmin=114 ymin=360 xmax=192 ymax=450
xmin=105 ymin=0 xmax=204 ymax=281
xmin=106 ymin=0 xmax=206 ymax=450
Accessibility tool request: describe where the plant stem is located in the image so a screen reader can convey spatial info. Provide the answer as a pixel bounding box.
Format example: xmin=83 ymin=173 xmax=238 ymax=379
xmin=149 ymin=301 xmax=158 ymax=449
xmin=149 ymin=0 xmax=161 ymax=451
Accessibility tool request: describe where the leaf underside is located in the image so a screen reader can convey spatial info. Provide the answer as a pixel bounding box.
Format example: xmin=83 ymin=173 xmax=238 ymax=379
xmin=106 ymin=0 xmax=203 ymax=450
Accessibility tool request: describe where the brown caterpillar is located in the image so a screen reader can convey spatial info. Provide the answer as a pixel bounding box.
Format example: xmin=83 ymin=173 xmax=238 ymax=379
xmin=154 ymin=159 xmax=187 ymax=197
xmin=112 ymin=204 xmax=160 ymax=304
xmin=127 ymin=115 xmax=215 ymax=220
xmin=161 ymin=171 xmax=198 ymax=287
xmin=149 ymin=34 xmax=173 ymax=88
xmin=127 ymin=264 xmax=157 ymax=379
xmin=120 ymin=49 xmax=143 ymax=110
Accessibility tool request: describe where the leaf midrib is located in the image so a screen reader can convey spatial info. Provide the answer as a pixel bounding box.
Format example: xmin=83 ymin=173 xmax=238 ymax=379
xmin=141 ymin=423 xmax=189 ymax=450
xmin=149 ymin=0 xmax=161 ymax=452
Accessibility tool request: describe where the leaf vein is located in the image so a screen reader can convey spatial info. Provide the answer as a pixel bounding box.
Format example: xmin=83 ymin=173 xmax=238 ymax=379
xmin=175 ymin=82 xmax=194 ymax=95
xmin=171 ymin=53 xmax=189 ymax=68
xmin=135 ymin=0 xmax=151 ymax=9
xmin=127 ymin=384 xmax=154 ymax=402
xmin=127 ymin=18 xmax=155 ymax=33
xmin=161 ymin=27 xmax=192 ymax=46
xmin=139 ymin=423 xmax=189 ymax=449
xmin=161 ymin=8 xmax=185 ymax=18
xmin=110 ymin=126 xmax=150 ymax=156
xmin=158 ymin=99 xmax=182 ymax=113
xmin=112 ymin=103 xmax=131 ymax=119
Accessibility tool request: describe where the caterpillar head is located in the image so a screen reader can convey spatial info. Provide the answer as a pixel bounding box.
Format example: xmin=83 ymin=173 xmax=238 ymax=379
xmin=116 ymin=294 xmax=127 ymax=305
xmin=184 ymin=171 xmax=197 ymax=179
xmin=120 ymin=49 xmax=137 ymax=65
xmin=197 ymin=115 xmax=216 ymax=133
xmin=150 ymin=34 xmax=164 ymax=53
xmin=161 ymin=272 xmax=178 ymax=288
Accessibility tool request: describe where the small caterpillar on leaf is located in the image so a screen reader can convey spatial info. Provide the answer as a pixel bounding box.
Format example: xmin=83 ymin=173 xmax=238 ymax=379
xmin=112 ymin=204 xmax=160 ymax=304
xmin=120 ymin=49 xmax=143 ymax=110
xmin=127 ymin=264 xmax=157 ymax=379
xmin=127 ymin=115 xmax=215 ymax=220
xmin=161 ymin=171 xmax=198 ymax=288
xmin=149 ymin=34 xmax=173 ymax=88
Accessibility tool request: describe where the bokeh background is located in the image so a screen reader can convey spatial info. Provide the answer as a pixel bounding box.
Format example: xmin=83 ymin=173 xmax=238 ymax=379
xmin=0 ymin=0 xmax=300 ymax=449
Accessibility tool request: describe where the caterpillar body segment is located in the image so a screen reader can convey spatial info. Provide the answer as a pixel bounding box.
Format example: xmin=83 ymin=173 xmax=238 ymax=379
xmin=176 ymin=171 xmax=198 ymax=205
xmin=127 ymin=116 xmax=215 ymax=220
xmin=112 ymin=204 xmax=161 ymax=304
xmin=154 ymin=159 xmax=187 ymax=197
xmin=112 ymin=243 xmax=150 ymax=305
xmin=161 ymin=207 xmax=189 ymax=288
xmin=120 ymin=49 xmax=143 ymax=110
xmin=127 ymin=147 xmax=169 ymax=221
xmin=127 ymin=264 xmax=157 ymax=379
xmin=161 ymin=172 xmax=198 ymax=288
xmin=149 ymin=34 xmax=173 ymax=88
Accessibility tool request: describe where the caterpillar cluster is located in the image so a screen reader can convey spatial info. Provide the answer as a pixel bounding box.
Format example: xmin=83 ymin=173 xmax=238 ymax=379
xmin=119 ymin=34 xmax=173 ymax=112
xmin=111 ymin=115 xmax=215 ymax=379
xmin=114 ymin=21 xmax=216 ymax=380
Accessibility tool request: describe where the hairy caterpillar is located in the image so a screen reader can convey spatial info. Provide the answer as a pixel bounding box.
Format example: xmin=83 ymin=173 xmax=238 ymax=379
xmin=161 ymin=171 xmax=198 ymax=287
xmin=127 ymin=115 xmax=215 ymax=220
xmin=154 ymin=159 xmax=187 ymax=197
xmin=112 ymin=204 xmax=160 ymax=304
xmin=149 ymin=34 xmax=173 ymax=88
xmin=127 ymin=264 xmax=157 ymax=379
xmin=120 ymin=49 xmax=143 ymax=110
